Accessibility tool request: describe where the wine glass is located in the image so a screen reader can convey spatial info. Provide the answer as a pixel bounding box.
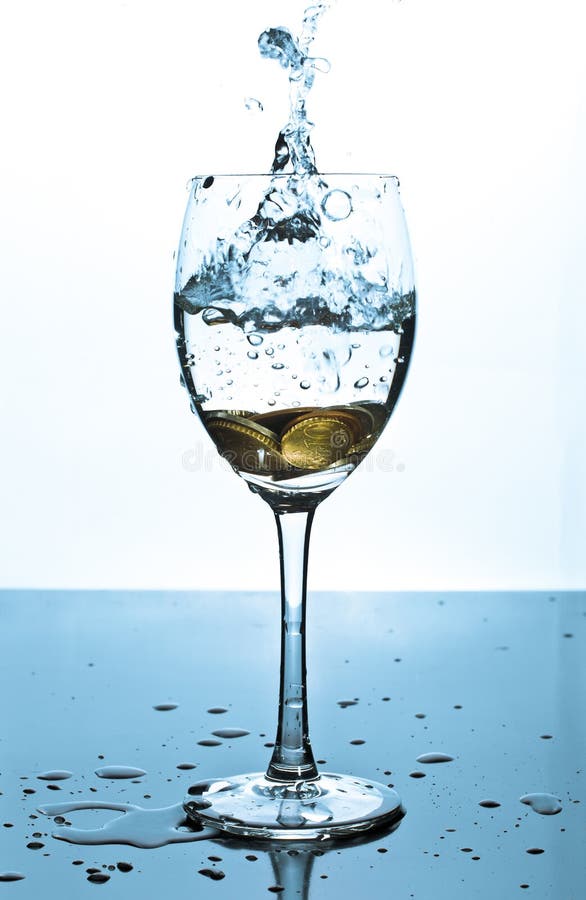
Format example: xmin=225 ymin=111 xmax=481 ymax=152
xmin=174 ymin=172 xmax=415 ymax=840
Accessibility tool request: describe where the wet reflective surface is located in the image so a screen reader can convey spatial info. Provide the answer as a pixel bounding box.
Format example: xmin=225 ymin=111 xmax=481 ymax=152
xmin=0 ymin=589 xmax=584 ymax=897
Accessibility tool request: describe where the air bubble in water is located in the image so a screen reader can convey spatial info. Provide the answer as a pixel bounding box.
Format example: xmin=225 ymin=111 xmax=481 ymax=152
xmin=321 ymin=189 xmax=353 ymax=221
xmin=354 ymin=377 xmax=369 ymax=389
xmin=247 ymin=333 xmax=263 ymax=346
xmin=272 ymin=362 xmax=285 ymax=370
xmin=247 ymin=350 xmax=259 ymax=360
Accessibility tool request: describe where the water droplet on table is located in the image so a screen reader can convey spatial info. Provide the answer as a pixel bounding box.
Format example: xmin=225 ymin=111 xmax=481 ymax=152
xmin=198 ymin=868 xmax=225 ymax=881
xmin=37 ymin=770 xmax=73 ymax=781
xmin=95 ymin=767 xmax=146 ymax=780
xmin=416 ymin=753 xmax=454 ymax=764
xmin=520 ymin=793 xmax=562 ymax=815
xmin=211 ymin=729 xmax=250 ymax=739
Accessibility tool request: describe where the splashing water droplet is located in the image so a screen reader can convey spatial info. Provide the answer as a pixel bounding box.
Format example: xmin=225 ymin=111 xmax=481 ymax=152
xmin=245 ymin=97 xmax=263 ymax=112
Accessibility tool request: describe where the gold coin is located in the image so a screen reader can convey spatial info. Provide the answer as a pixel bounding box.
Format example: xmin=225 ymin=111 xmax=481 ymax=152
xmin=281 ymin=414 xmax=355 ymax=470
xmin=204 ymin=410 xmax=255 ymax=422
xmin=251 ymin=407 xmax=318 ymax=437
xmin=206 ymin=416 xmax=290 ymax=475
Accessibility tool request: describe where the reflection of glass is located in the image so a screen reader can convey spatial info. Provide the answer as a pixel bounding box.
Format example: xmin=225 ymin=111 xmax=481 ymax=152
xmin=211 ymin=820 xmax=404 ymax=898
xmin=175 ymin=174 xmax=415 ymax=839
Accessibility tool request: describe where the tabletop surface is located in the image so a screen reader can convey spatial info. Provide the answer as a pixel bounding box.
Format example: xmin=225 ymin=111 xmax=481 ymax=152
xmin=0 ymin=589 xmax=584 ymax=899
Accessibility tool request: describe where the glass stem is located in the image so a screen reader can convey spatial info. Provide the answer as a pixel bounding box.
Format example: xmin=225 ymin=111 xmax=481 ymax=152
xmin=266 ymin=509 xmax=319 ymax=783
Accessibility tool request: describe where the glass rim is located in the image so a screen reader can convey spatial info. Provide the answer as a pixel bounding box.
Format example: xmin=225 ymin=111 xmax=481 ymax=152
xmin=188 ymin=172 xmax=400 ymax=182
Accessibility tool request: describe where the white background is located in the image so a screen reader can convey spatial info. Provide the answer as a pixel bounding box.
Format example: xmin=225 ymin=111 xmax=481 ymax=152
xmin=0 ymin=0 xmax=584 ymax=591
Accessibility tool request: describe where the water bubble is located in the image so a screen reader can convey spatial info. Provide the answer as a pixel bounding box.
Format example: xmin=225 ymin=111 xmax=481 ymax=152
xmin=268 ymin=399 xmax=276 ymax=407
xmin=409 ymin=772 xmax=426 ymax=779
xmin=26 ymin=842 xmax=44 ymax=850
xmin=272 ymin=362 xmax=285 ymax=369
xmin=354 ymin=377 xmax=369 ymax=389
xmin=0 ymin=873 xmax=26 ymax=882
xmin=321 ymin=189 xmax=353 ymax=221
xmin=198 ymin=740 xmax=222 ymax=747
xmin=285 ymin=698 xmax=303 ymax=709
xmin=350 ymin=739 xmax=365 ymax=745
xmin=265 ymin=347 xmax=274 ymax=356
xmin=247 ymin=333 xmax=263 ymax=346
xmin=247 ymin=350 xmax=259 ymax=359
xmin=337 ymin=699 xmax=359 ymax=708
xmin=153 ymin=703 xmax=178 ymax=712
xmin=300 ymin=380 xmax=311 ymax=390
xmin=87 ymin=873 xmax=110 ymax=884
xmin=526 ymin=848 xmax=544 ymax=855
xmin=379 ymin=345 xmax=394 ymax=358
xmin=207 ymin=707 xmax=228 ymax=714
xmin=177 ymin=763 xmax=197 ymax=771
xmin=479 ymin=800 xmax=501 ymax=808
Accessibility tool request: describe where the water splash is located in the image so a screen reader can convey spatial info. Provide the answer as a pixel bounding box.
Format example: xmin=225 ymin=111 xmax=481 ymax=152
xmin=259 ymin=2 xmax=332 ymax=175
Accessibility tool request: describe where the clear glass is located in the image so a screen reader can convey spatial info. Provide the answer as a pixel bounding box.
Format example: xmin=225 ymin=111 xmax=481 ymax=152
xmin=174 ymin=173 xmax=415 ymax=839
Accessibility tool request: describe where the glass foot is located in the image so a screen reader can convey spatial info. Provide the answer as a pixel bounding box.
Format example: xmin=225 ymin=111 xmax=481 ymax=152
xmin=184 ymin=772 xmax=404 ymax=841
